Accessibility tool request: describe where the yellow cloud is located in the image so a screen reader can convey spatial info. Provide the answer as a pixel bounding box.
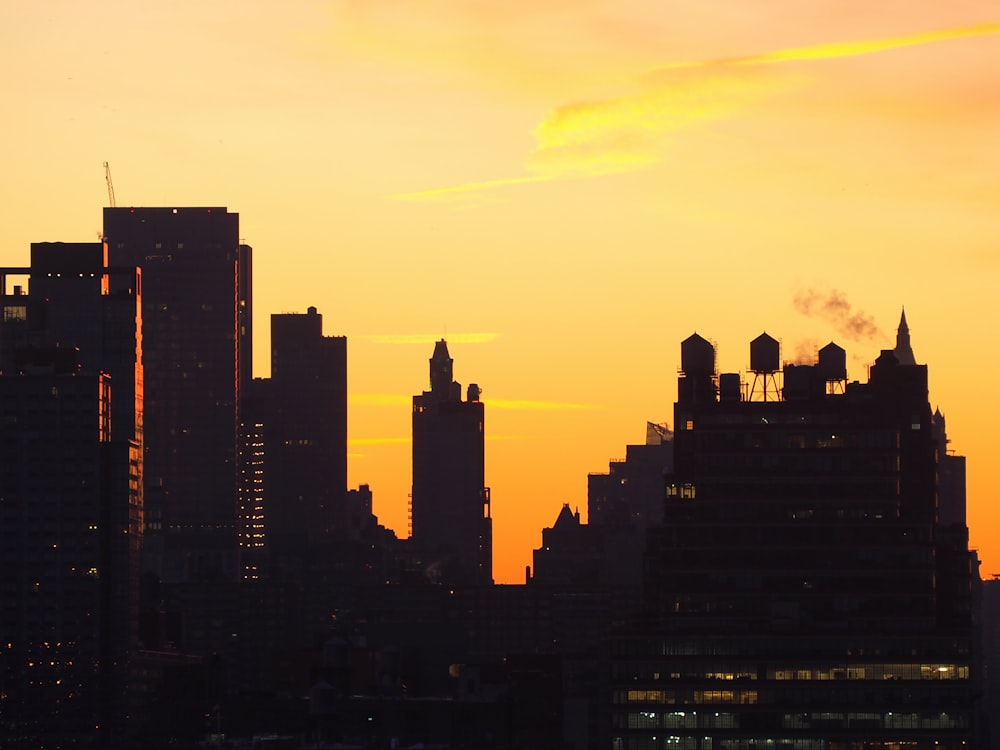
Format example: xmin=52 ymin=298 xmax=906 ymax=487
xmin=489 ymin=399 xmax=599 ymax=411
xmin=359 ymin=333 xmax=502 ymax=344
xmin=349 ymin=394 xmax=411 ymax=408
xmin=649 ymin=21 xmax=1000 ymax=74
xmin=348 ymin=436 xmax=411 ymax=446
xmin=397 ymin=20 xmax=1000 ymax=199
xmin=350 ymin=393 xmax=598 ymax=412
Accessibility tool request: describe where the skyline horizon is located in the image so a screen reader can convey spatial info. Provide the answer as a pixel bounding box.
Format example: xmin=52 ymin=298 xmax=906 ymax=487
xmin=3 ymin=1 xmax=998 ymax=583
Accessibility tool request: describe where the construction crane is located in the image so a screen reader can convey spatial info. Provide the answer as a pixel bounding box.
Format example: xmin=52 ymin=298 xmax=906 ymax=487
xmin=103 ymin=161 xmax=116 ymax=208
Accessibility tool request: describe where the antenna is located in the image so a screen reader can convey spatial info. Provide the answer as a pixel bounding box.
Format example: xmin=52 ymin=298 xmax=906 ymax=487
xmin=103 ymin=161 xmax=116 ymax=208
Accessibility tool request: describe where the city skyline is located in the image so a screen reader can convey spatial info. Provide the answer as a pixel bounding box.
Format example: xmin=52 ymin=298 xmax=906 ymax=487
xmin=2 ymin=1 xmax=999 ymax=583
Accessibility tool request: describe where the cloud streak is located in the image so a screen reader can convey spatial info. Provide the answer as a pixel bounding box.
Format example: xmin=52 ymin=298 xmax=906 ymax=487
xmin=397 ymin=21 xmax=1000 ymax=199
xmin=792 ymin=289 xmax=884 ymax=343
xmin=358 ymin=333 xmax=501 ymax=344
xmin=649 ymin=21 xmax=1000 ymax=75
xmin=350 ymin=393 xmax=598 ymax=411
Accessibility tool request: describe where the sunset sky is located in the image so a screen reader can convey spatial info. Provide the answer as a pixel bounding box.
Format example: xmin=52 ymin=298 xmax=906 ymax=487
xmin=2 ymin=1 xmax=999 ymax=583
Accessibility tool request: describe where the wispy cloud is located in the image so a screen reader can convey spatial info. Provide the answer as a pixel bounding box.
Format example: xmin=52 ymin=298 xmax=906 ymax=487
xmin=648 ymin=21 xmax=1000 ymax=74
xmin=348 ymin=436 xmax=411 ymax=446
xmin=349 ymin=394 xmax=411 ymax=408
xmin=350 ymin=393 xmax=598 ymax=412
xmin=358 ymin=333 xmax=502 ymax=344
xmin=489 ymin=398 xmax=599 ymax=411
xmin=397 ymin=21 xmax=1000 ymax=200
xmin=792 ymin=289 xmax=884 ymax=343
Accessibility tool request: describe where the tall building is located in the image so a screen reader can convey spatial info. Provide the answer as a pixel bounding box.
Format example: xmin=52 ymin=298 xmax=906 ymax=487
xmin=0 ymin=244 xmax=143 ymax=745
xmin=104 ymin=207 xmax=249 ymax=582
xmin=410 ymin=340 xmax=492 ymax=585
xmin=244 ymin=306 xmax=347 ymax=569
xmin=612 ymin=321 xmax=978 ymax=749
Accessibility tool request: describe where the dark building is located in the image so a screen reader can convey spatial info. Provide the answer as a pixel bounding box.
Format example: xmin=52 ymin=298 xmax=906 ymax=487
xmin=104 ymin=207 xmax=249 ymax=582
xmin=0 ymin=245 xmax=143 ymax=746
xmin=410 ymin=339 xmax=492 ymax=585
xmin=613 ymin=316 xmax=978 ymax=749
xmin=589 ymin=422 xmax=673 ymax=529
xmin=265 ymin=306 xmax=347 ymax=560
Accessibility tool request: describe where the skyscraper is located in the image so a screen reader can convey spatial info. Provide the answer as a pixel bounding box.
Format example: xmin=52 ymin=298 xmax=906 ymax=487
xmin=612 ymin=325 xmax=977 ymax=749
xmin=104 ymin=207 xmax=248 ymax=582
xmin=410 ymin=340 xmax=492 ymax=585
xmin=0 ymin=244 xmax=143 ymax=745
xmin=249 ymin=306 xmax=347 ymax=568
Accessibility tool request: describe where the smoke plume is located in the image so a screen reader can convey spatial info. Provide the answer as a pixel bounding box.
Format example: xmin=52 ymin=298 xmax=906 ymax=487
xmin=792 ymin=289 xmax=884 ymax=343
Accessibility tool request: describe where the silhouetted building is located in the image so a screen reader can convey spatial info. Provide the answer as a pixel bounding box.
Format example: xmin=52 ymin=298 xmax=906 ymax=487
xmin=263 ymin=306 xmax=347 ymax=563
xmin=104 ymin=207 xmax=249 ymax=582
xmin=0 ymin=244 xmax=143 ymax=746
xmin=613 ymin=321 xmax=977 ymax=749
xmin=589 ymin=422 xmax=673 ymax=528
xmin=410 ymin=340 xmax=492 ymax=585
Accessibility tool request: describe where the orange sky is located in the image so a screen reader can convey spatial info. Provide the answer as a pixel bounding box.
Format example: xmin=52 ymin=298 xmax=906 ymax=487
xmin=2 ymin=1 xmax=999 ymax=583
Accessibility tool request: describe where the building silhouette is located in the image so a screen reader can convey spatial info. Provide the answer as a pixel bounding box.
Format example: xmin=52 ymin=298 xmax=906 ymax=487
xmin=241 ymin=306 xmax=347 ymax=573
xmin=410 ymin=339 xmax=492 ymax=585
xmin=0 ymin=243 xmax=143 ymax=745
xmin=613 ymin=318 xmax=978 ymax=749
xmin=104 ymin=207 xmax=249 ymax=582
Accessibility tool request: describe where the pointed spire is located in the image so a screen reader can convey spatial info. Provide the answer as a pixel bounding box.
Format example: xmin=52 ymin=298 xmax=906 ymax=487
xmin=893 ymin=307 xmax=917 ymax=365
xmin=429 ymin=339 xmax=454 ymax=396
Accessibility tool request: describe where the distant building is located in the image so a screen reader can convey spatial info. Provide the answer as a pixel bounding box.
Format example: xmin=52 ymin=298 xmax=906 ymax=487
xmin=249 ymin=307 xmax=347 ymax=569
xmin=588 ymin=422 xmax=673 ymax=529
xmin=613 ymin=317 xmax=978 ymax=749
xmin=105 ymin=207 xmax=249 ymax=582
xmin=0 ymin=244 xmax=143 ymax=745
xmin=410 ymin=340 xmax=492 ymax=585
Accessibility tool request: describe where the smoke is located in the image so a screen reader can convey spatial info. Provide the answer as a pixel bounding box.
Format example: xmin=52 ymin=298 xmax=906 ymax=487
xmin=788 ymin=339 xmax=821 ymax=365
xmin=793 ymin=289 xmax=884 ymax=343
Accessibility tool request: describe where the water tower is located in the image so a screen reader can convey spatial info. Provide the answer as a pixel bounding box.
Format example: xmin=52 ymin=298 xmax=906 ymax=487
xmin=677 ymin=333 xmax=717 ymax=405
xmin=749 ymin=332 xmax=780 ymax=401
xmin=818 ymin=342 xmax=847 ymax=394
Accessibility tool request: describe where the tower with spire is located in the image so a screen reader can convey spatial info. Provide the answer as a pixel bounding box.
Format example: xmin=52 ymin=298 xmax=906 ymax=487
xmin=893 ymin=307 xmax=917 ymax=365
xmin=410 ymin=340 xmax=492 ymax=585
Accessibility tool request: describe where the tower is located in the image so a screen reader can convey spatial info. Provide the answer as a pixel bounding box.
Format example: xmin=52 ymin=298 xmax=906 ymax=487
xmin=410 ymin=340 xmax=491 ymax=585
xmin=104 ymin=207 xmax=247 ymax=582
xmin=894 ymin=307 xmax=917 ymax=365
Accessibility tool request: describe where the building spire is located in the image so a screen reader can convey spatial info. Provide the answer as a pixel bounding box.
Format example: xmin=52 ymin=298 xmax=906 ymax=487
xmin=429 ymin=339 xmax=458 ymax=400
xmin=893 ymin=307 xmax=917 ymax=365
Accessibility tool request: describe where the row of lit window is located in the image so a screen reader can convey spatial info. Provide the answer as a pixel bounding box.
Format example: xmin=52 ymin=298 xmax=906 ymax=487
xmin=621 ymin=690 xmax=758 ymax=705
xmin=616 ymin=710 xmax=967 ymax=731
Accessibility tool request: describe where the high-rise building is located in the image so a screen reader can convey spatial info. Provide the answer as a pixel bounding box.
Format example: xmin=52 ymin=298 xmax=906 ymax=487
xmin=0 ymin=244 xmax=143 ymax=745
xmin=246 ymin=306 xmax=347 ymax=568
xmin=612 ymin=318 xmax=978 ymax=749
xmin=410 ymin=340 xmax=491 ymax=585
xmin=104 ymin=207 xmax=249 ymax=582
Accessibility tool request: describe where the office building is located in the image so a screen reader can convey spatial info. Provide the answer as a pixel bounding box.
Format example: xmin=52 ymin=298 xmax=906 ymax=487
xmin=612 ymin=318 xmax=977 ymax=749
xmin=0 ymin=244 xmax=143 ymax=745
xmin=410 ymin=340 xmax=492 ymax=585
xmin=245 ymin=306 xmax=347 ymax=569
xmin=104 ymin=207 xmax=249 ymax=582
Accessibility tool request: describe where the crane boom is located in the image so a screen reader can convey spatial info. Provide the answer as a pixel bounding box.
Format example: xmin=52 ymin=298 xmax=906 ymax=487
xmin=103 ymin=161 xmax=116 ymax=208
